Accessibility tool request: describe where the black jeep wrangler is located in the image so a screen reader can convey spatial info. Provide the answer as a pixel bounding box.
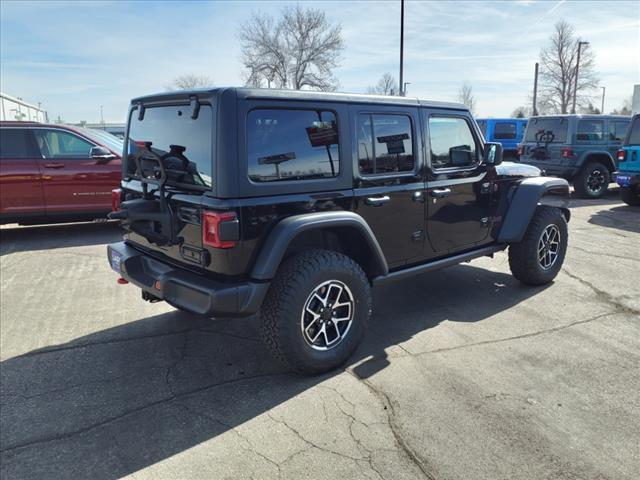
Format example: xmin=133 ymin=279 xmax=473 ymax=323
xmin=108 ymin=88 xmax=570 ymax=374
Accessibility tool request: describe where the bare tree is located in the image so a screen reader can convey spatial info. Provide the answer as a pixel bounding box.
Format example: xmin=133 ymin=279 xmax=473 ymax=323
xmin=610 ymin=96 xmax=632 ymax=115
xmin=538 ymin=20 xmax=598 ymax=114
xmin=511 ymin=106 xmax=530 ymax=118
xmin=166 ymin=74 xmax=215 ymax=91
xmin=457 ymin=83 xmax=476 ymax=114
xmin=239 ymin=5 xmax=344 ymax=91
xmin=366 ymin=73 xmax=398 ymax=96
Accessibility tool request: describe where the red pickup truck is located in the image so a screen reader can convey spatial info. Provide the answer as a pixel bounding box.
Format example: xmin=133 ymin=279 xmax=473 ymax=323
xmin=0 ymin=122 xmax=122 ymax=225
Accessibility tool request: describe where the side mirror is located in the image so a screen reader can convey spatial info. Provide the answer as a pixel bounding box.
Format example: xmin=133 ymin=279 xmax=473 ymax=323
xmin=90 ymin=146 xmax=116 ymax=162
xmin=483 ymin=142 xmax=503 ymax=166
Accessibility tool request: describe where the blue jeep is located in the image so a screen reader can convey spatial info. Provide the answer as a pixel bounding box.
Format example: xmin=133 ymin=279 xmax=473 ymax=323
xmin=615 ymin=113 xmax=640 ymax=206
xmin=476 ymin=118 xmax=527 ymax=160
xmin=519 ymin=115 xmax=631 ymax=198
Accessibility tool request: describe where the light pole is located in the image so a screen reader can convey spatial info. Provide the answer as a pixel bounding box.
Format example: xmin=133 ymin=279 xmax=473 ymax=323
xmin=399 ymin=0 xmax=405 ymax=96
xmin=403 ymin=82 xmax=411 ymax=96
xmin=532 ymin=62 xmax=539 ymax=116
xmin=571 ymin=40 xmax=589 ymax=114
xmin=100 ymin=105 xmax=104 ymax=125
xmin=601 ymin=86 xmax=606 ymax=114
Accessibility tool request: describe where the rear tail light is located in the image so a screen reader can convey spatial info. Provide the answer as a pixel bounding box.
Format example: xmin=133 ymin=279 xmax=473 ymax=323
xmin=111 ymin=188 xmax=122 ymax=212
xmin=617 ymin=149 xmax=626 ymax=162
xmin=517 ymin=144 xmax=524 ymax=156
xmin=561 ymin=147 xmax=575 ymax=158
xmin=202 ymin=211 xmax=238 ymax=249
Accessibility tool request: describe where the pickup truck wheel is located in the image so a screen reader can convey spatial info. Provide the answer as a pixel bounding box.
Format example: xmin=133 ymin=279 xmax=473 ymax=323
xmin=508 ymin=206 xmax=568 ymax=286
xmin=574 ymin=161 xmax=610 ymax=198
xmin=620 ymin=186 xmax=640 ymax=206
xmin=260 ymin=250 xmax=371 ymax=375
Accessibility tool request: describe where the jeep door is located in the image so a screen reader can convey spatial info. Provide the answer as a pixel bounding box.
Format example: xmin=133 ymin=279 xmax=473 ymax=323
xmin=422 ymin=110 xmax=496 ymax=255
xmin=351 ymin=106 xmax=425 ymax=269
xmin=32 ymin=128 xmax=120 ymax=214
xmin=0 ymin=127 xmax=45 ymax=217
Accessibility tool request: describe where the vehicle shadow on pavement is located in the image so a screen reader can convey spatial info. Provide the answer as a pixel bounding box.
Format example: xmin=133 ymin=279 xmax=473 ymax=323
xmin=588 ymin=205 xmax=640 ymax=234
xmin=567 ymin=187 xmax=622 ymax=209
xmin=0 ymin=264 xmax=548 ymax=479
xmin=0 ymin=221 xmax=122 ymax=256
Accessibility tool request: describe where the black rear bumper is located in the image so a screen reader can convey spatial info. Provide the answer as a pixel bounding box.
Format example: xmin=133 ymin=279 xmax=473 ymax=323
xmin=107 ymin=242 xmax=269 ymax=317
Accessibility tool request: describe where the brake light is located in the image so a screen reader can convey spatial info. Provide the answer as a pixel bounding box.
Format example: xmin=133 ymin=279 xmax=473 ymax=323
xmin=517 ymin=144 xmax=524 ymax=156
xmin=111 ymin=188 xmax=122 ymax=212
xmin=202 ymin=211 xmax=238 ymax=249
xmin=617 ymin=149 xmax=626 ymax=162
xmin=561 ymin=147 xmax=575 ymax=158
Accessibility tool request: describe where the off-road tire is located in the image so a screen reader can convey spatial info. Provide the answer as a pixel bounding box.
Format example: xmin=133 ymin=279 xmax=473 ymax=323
xmin=508 ymin=206 xmax=568 ymax=286
xmin=260 ymin=249 xmax=371 ymax=375
xmin=574 ymin=161 xmax=610 ymax=199
xmin=620 ymin=186 xmax=640 ymax=206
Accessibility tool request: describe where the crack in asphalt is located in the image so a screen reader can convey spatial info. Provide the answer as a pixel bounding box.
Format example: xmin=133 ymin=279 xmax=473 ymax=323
xmin=562 ymin=268 xmax=640 ymax=316
xmin=410 ymin=310 xmax=622 ymax=357
xmin=345 ymin=370 xmax=437 ymax=480
xmin=174 ymin=401 xmax=289 ymax=479
xmin=0 ymin=372 xmax=288 ymax=455
xmin=570 ymin=245 xmax=639 ymax=262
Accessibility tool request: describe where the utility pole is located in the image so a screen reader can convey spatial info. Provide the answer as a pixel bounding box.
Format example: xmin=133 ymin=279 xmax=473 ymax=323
xmin=532 ymin=62 xmax=539 ymax=116
xmin=571 ymin=40 xmax=589 ymax=114
xmin=601 ymin=86 xmax=606 ymax=114
xmin=399 ymin=0 xmax=404 ymax=96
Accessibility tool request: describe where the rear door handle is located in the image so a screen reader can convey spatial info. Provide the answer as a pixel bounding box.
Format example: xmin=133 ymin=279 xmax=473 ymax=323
xmin=430 ymin=188 xmax=451 ymax=198
xmin=365 ymin=195 xmax=390 ymax=206
xmin=43 ymin=163 xmax=65 ymax=169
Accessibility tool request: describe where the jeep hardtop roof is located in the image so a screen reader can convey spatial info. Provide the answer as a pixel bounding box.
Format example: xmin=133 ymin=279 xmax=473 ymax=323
xmin=130 ymin=87 xmax=468 ymax=111
xmin=527 ymin=114 xmax=631 ymax=121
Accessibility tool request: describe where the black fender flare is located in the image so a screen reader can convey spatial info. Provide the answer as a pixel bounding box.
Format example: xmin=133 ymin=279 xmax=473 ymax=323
xmin=250 ymin=211 xmax=388 ymax=281
xmin=498 ymin=177 xmax=570 ymax=244
xmin=577 ymin=151 xmax=616 ymax=172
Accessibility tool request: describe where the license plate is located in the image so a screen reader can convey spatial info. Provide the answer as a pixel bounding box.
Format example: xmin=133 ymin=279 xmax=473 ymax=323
xmin=617 ymin=175 xmax=631 ymax=186
xmin=111 ymin=251 xmax=122 ymax=273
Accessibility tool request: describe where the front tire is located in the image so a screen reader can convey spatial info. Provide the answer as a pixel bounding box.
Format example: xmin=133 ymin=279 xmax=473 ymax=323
xmin=508 ymin=206 xmax=568 ymax=286
xmin=620 ymin=186 xmax=640 ymax=206
xmin=260 ymin=250 xmax=371 ymax=375
xmin=574 ymin=161 xmax=610 ymax=199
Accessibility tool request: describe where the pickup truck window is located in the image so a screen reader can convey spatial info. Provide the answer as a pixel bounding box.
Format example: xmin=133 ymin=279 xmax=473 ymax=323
xmin=493 ymin=122 xmax=517 ymax=140
xmin=357 ymin=114 xmax=414 ymax=175
xmin=0 ymin=129 xmax=34 ymax=159
xmin=428 ymin=116 xmax=477 ymax=169
xmin=248 ymin=109 xmax=339 ymax=182
xmin=33 ymin=129 xmax=94 ymax=158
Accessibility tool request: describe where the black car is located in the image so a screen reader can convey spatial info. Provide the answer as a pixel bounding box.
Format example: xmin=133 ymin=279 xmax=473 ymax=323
xmin=108 ymin=88 xmax=570 ymax=374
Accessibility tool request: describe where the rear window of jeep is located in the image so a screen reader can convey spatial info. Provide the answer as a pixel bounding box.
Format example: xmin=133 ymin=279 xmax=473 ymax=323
xmin=524 ymin=118 xmax=568 ymax=143
xmin=247 ymin=109 xmax=340 ymax=182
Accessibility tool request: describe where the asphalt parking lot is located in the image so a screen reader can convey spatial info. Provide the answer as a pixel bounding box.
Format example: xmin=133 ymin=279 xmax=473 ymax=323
xmin=1 ymin=190 xmax=639 ymax=480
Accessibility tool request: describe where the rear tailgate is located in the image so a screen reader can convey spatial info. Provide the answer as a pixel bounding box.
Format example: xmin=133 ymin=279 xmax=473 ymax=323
xmin=117 ymin=97 xmax=224 ymax=273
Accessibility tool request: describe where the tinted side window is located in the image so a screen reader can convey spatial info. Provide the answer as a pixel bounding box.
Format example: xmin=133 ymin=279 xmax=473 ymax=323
xmin=493 ymin=122 xmax=517 ymax=140
xmin=248 ymin=109 xmax=339 ymax=182
xmin=609 ymin=121 xmax=630 ymax=141
xmin=576 ymin=120 xmax=604 ymax=141
xmin=357 ymin=114 xmax=414 ymax=175
xmin=428 ymin=116 xmax=478 ymax=169
xmin=0 ymin=129 xmax=33 ymax=159
xmin=33 ymin=129 xmax=94 ymax=158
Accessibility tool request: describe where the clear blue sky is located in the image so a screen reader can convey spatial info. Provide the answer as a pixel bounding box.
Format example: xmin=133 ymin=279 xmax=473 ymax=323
xmin=1 ymin=0 xmax=638 ymax=122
